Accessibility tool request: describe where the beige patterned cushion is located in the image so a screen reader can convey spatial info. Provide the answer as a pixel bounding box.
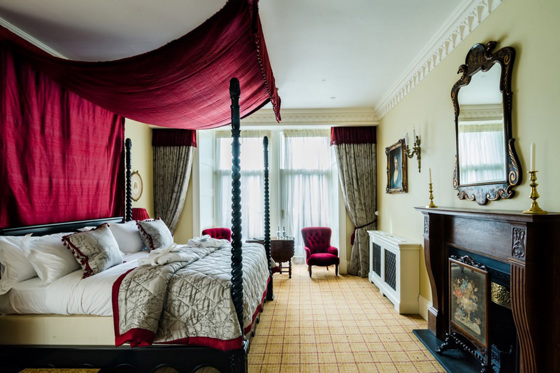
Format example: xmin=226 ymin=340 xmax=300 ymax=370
xmin=63 ymin=224 xmax=123 ymax=278
xmin=136 ymin=219 xmax=174 ymax=250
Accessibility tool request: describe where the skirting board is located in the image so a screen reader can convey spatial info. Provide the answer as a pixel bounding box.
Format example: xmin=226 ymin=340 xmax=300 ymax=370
xmin=418 ymin=295 xmax=432 ymax=321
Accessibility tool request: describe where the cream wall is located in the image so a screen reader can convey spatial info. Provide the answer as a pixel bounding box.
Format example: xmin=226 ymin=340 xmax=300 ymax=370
xmin=174 ymin=173 xmax=195 ymax=244
xmin=124 ymin=120 xmax=154 ymax=217
xmin=377 ymin=0 xmax=560 ymax=312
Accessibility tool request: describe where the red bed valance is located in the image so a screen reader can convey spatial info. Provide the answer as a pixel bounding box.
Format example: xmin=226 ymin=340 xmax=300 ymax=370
xmin=0 ymin=0 xmax=280 ymax=129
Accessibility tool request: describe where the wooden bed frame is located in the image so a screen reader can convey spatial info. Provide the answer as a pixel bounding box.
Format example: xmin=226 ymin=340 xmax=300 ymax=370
xmin=0 ymin=78 xmax=273 ymax=373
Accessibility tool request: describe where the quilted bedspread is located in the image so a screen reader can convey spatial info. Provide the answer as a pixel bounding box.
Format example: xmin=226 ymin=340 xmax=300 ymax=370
xmin=112 ymin=242 xmax=269 ymax=350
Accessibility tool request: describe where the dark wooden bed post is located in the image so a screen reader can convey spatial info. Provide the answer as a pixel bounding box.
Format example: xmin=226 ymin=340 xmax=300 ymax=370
xmin=229 ymin=78 xmax=245 ymax=343
xmin=125 ymin=138 xmax=133 ymax=222
xmin=264 ymin=136 xmax=273 ymax=301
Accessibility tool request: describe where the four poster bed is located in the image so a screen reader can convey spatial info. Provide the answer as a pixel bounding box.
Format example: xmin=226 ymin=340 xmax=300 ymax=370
xmin=0 ymin=0 xmax=280 ymax=371
xmin=0 ymin=79 xmax=273 ymax=373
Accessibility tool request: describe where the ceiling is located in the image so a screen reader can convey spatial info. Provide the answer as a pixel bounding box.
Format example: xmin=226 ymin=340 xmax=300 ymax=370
xmin=0 ymin=0 xmax=464 ymax=113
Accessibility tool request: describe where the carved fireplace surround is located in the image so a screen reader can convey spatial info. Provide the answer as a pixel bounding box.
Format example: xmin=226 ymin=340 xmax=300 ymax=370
xmin=416 ymin=207 xmax=560 ymax=373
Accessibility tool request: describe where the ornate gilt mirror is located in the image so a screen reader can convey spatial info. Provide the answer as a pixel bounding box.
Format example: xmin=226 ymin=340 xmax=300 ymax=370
xmin=452 ymin=41 xmax=521 ymax=205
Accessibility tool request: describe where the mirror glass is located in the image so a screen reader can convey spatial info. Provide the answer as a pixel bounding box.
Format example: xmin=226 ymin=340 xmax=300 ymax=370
xmin=457 ymin=64 xmax=506 ymax=185
xmin=452 ymin=42 xmax=520 ymax=205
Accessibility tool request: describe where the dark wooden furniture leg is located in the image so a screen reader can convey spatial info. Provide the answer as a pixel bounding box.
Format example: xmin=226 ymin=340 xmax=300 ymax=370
xmin=289 ymin=259 xmax=292 ymax=278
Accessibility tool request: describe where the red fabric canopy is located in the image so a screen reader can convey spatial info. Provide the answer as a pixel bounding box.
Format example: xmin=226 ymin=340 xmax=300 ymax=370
xmin=0 ymin=0 xmax=280 ymax=129
xmin=0 ymin=47 xmax=125 ymax=228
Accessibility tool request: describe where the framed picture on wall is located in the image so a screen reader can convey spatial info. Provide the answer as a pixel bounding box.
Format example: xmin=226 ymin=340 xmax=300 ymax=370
xmin=130 ymin=170 xmax=143 ymax=202
xmin=385 ymin=139 xmax=407 ymax=193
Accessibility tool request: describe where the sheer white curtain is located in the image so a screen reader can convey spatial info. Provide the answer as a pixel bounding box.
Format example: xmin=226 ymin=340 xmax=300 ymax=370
xmin=280 ymin=130 xmax=334 ymax=262
xmin=458 ymin=120 xmax=506 ymax=184
xmin=215 ymin=131 xmax=269 ymax=240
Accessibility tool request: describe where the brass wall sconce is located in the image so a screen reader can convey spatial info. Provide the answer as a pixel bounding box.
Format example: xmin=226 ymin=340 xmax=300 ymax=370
xmin=405 ymin=134 xmax=422 ymax=173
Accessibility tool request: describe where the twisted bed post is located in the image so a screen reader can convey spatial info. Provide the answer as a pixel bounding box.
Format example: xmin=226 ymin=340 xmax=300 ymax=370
xmin=229 ymin=78 xmax=245 ymax=338
xmin=125 ymin=138 xmax=133 ymax=222
xmin=263 ymin=136 xmax=273 ymax=301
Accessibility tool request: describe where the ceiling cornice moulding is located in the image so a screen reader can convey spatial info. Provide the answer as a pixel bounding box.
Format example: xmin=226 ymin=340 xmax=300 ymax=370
xmin=242 ymin=108 xmax=379 ymax=127
xmin=459 ymin=104 xmax=503 ymax=120
xmin=374 ymin=0 xmax=505 ymax=119
xmin=0 ymin=17 xmax=66 ymax=58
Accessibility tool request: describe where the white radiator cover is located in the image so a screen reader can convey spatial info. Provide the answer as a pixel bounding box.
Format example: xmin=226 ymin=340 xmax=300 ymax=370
xmin=368 ymin=230 xmax=420 ymax=314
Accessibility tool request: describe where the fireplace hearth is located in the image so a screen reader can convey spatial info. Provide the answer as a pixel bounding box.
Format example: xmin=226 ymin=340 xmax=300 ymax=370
xmin=416 ymin=207 xmax=560 ymax=373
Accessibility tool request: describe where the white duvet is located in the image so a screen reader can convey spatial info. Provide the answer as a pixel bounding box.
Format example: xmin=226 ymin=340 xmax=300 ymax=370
xmin=0 ymin=252 xmax=148 ymax=316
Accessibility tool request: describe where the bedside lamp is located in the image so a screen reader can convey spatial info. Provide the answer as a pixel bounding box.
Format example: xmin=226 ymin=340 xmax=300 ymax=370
xmin=132 ymin=207 xmax=150 ymax=221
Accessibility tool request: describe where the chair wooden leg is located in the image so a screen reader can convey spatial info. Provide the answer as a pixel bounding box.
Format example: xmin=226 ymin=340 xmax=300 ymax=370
xmin=335 ymin=264 xmax=339 ymax=276
xmin=309 ymin=265 xmax=312 ymax=278
xmin=326 ymin=266 xmax=329 ymax=270
xmin=289 ymin=260 xmax=292 ymax=279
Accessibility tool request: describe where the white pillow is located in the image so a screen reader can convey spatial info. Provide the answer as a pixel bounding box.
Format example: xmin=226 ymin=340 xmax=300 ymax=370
xmin=63 ymin=224 xmax=123 ymax=278
xmin=137 ymin=219 xmax=174 ymax=251
xmin=23 ymin=232 xmax=81 ymax=285
xmin=109 ymin=221 xmax=146 ymax=253
xmin=0 ymin=236 xmax=37 ymax=294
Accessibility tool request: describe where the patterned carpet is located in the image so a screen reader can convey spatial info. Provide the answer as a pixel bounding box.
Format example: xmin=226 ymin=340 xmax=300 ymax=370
xmin=248 ymin=264 xmax=444 ymax=373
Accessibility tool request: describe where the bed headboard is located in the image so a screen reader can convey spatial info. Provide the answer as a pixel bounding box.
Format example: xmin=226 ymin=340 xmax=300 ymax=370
xmin=0 ymin=217 xmax=123 ymax=236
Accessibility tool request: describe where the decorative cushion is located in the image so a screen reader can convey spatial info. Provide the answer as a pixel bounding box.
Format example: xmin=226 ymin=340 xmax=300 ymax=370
xmin=109 ymin=220 xmax=146 ymax=253
xmin=136 ymin=219 xmax=174 ymax=251
xmin=63 ymin=224 xmax=123 ymax=278
xmin=0 ymin=236 xmax=37 ymax=294
xmin=23 ymin=232 xmax=81 ymax=285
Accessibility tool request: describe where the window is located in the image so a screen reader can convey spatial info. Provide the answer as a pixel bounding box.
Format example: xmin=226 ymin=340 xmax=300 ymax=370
xmin=212 ymin=129 xmax=338 ymax=261
xmin=280 ymin=130 xmax=335 ymax=260
xmin=215 ymin=131 xmax=269 ymax=240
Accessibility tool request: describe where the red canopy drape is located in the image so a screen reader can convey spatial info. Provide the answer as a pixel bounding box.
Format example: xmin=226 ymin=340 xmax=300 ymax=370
xmin=0 ymin=0 xmax=280 ymax=129
xmin=0 ymin=47 xmax=125 ymax=228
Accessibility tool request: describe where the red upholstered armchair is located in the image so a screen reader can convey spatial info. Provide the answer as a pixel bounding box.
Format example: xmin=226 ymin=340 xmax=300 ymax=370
xmin=202 ymin=227 xmax=232 ymax=242
xmin=301 ymin=227 xmax=339 ymax=278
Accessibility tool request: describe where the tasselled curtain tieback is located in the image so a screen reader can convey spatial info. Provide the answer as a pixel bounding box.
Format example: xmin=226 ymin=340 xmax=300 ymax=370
xmin=351 ymin=220 xmax=376 ymax=245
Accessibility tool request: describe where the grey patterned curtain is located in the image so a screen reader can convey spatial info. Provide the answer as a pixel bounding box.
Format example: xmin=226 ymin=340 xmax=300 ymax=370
xmin=331 ymin=127 xmax=377 ymax=277
xmin=152 ymin=130 xmax=197 ymax=234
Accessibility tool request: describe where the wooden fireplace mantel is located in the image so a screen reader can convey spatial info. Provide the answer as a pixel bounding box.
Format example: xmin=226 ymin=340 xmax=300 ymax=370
xmin=416 ymin=207 xmax=560 ymax=373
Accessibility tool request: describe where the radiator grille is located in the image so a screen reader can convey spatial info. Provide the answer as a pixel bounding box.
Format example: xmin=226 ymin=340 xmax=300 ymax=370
xmin=373 ymin=243 xmax=381 ymax=276
xmin=385 ymin=250 xmax=397 ymax=290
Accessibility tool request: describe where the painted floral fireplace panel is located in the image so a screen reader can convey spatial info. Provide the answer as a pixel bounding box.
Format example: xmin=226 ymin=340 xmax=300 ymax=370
xmin=449 ymin=257 xmax=489 ymax=347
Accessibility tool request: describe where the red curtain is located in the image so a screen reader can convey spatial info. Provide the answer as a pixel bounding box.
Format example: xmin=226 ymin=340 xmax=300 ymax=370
xmin=0 ymin=47 xmax=125 ymax=228
xmin=330 ymin=126 xmax=377 ymax=145
xmin=0 ymin=0 xmax=280 ymax=130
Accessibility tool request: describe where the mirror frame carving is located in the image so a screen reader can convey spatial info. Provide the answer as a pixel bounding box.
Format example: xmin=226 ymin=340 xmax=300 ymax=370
xmin=452 ymin=41 xmax=521 ymax=205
